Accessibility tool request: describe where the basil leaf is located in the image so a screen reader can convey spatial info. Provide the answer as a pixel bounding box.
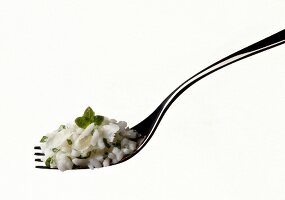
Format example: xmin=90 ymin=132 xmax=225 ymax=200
xmin=40 ymin=136 xmax=48 ymax=143
xmin=103 ymin=138 xmax=111 ymax=148
xmin=75 ymin=117 xmax=90 ymax=129
xmin=45 ymin=157 xmax=52 ymax=167
xmin=67 ymin=139 xmax=72 ymax=145
xmin=52 ymin=148 xmax=59 ymax=153
xmin=92 ymin=115 xmax=104 ymax=125
xmin=83 ymin=107 xmax=95 ymax=120
xmin=75 ymin=107 xmax=103 ymax=128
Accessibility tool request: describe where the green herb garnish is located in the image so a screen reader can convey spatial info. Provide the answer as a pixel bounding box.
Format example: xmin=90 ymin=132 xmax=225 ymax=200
xmin=58 ymin=125 xmax=66 ymax=131
xmin=75 ymin=117 xmax=90 ymax=129
xmin=40 ymin=136 xmax=48 ymax=143
xmin=93 ymin=115 xmax=104 ymax=125
xmin=67 ymin=139 xmax=72 ymax=145
xmin=52 ymin=148 xmax=59 ymax=153
xmin=83 ymin=107 xmax=95 ymax=120
xmin=75 ymin=107 xmax=104 ymax=128
xmin=45 ymin=157 xmax=52 ymax=167
xmin=50 ymin=157 xmax=55 ymax=165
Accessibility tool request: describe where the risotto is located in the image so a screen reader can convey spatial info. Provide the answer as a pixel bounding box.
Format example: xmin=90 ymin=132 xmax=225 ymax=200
xmin=39 ymin=107 xmax=138 ymax=171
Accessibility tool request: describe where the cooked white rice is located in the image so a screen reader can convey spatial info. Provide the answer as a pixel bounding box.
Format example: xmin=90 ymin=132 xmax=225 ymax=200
xmin=39 ymin=107 xmax=138 ymax=171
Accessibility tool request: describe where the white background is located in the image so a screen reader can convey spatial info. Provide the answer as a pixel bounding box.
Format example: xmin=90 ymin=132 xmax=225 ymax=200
xmin=0 ymin=0 xmax=284 ymax=199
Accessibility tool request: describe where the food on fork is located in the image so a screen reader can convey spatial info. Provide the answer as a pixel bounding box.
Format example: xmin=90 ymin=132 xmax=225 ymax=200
xmin=39 ymin=107 xmax=139 ymax=171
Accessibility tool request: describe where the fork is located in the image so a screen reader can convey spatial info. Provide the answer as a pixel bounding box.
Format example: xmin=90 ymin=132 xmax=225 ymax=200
xmin=35 ymin=29 xmax=285 ymax=169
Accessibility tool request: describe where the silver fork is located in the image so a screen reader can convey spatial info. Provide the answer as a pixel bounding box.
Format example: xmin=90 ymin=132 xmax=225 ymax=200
xmin=35 ymin=29 xmax=285 ymax=169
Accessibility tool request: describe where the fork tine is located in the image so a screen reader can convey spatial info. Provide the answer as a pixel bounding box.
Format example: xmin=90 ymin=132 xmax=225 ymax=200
xmin=34 ymin=146 xmax=88 ymax=170
xmin=34 ymin=152 xmax=45 ymax=156
xmin=35 ymin=165 xmax=89 ymax=170
xmin=34 ymin=145 xmax=51 ymax=169
xmin=35 ymin=166 xmax=57 ymax=169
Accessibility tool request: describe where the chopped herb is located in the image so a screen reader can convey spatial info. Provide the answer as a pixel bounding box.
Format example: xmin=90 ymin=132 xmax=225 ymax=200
xmin=75 ymin=117 xmax=90 ymax=129
xmin=58 ymin=125 xmax=66 ymax=131
xmin=45 ymin=157 xmax=52 ymax=167
xmin=50 ymin=157 xmax=55 ymax=165
xmin=52 ymin=148 xmax=59 ymax=153
xmin=83 ymin=107 xmax=95 ymax=120
xmin=92 ymin=115 xmax=104 ymax=125
xmin=103 ymin=138 xmax=111 ymax=148
xmin=40 ymin=136 xmax=48 ymax=143
xmin=67 ymin=139 xmax=72 ymax=145
xmin=77 ymin=151 xmax=91 ymax=159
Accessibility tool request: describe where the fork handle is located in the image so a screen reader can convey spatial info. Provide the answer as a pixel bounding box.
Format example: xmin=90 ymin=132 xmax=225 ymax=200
xmin=166 ymin=29 xmax=285 ymax=105
xmin=130 ymin=29 xmax=285 ymax=162
xmin=134 ymin=29 xmax=285 ymax=136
